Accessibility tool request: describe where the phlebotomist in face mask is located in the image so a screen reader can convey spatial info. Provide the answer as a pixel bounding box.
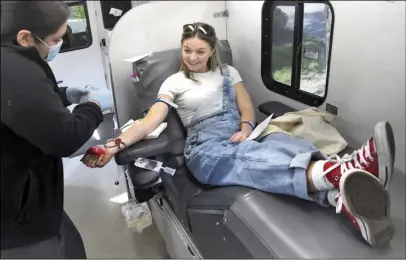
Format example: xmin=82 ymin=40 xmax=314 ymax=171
xmin=1 ymin=1 xmax=114 ymax=258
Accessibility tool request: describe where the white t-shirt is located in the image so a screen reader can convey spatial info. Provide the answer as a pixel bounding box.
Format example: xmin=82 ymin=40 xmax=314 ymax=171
xmin=158 ymin=65 xmax=243 ymax=126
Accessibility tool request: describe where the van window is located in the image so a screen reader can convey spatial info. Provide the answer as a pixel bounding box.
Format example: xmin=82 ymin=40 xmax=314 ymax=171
xmin=61 ymin=1 xmax=93 ymax=52
xmin=261 ymin=1 xmax=334 ymax=106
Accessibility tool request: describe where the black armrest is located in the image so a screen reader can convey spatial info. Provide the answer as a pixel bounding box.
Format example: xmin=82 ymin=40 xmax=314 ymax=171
xmin=258 ymin=101 xmax=296 ymax=118
xmin=114 ymin=109 xmax=187 ymax=165
xmin=115 ymin=131 xmax=185 ymax=165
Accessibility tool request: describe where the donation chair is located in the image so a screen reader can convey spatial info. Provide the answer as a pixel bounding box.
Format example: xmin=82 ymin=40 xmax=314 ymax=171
xmin=113 ymin=40 xmax=405 ymax=259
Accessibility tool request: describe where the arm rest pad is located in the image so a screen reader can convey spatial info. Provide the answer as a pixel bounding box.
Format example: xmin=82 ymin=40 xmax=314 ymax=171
xmin=114 ymin=132 xmax=185 ymax=165
xmin=115 ymin=109 xmax=187 ymax=165
xmin=258 ymin=101 xmax=296 ymax=118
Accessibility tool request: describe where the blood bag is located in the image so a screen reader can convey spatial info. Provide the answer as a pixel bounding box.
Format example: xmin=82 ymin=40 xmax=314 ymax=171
xmin=133 ymin=157 xmax=176 ymax=176
xmin=134 ymin=158 xmax=162 ymax=172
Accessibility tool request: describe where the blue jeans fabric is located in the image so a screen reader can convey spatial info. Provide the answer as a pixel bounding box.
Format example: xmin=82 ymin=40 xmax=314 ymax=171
xmin=184 ymin=65 xmax=329 ymax=206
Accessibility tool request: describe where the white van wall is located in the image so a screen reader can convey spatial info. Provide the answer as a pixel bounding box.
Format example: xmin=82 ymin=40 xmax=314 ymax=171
xmin=226 ymin=1 xmax=405 ymax=172
xmin=92 ymin=1 xmax=154 ymax=92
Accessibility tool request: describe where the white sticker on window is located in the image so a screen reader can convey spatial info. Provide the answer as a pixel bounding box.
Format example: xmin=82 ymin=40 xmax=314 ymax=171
xmin=303 ymin=48 xmax=319 ymax=61
xmin=109 ymin=7 xmax=123 ymax=17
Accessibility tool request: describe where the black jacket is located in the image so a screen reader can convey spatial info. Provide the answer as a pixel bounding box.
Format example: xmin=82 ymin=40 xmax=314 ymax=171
xmin=1 ymin=42 xmax=104 ymax=249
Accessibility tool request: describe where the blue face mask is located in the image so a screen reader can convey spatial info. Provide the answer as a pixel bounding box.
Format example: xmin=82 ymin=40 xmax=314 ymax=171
xmin=35 ymin=35 xmax=63 ymax=62
xmin=43 ymin=40 xmax=63 ymax=62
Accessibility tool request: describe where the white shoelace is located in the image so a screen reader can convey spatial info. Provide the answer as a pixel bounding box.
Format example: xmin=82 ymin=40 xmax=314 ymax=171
xmin=323 ymin=141 xmax=373 ymax=176
xmin=335 ymin=194 xmax=343 ymax=214
xmin=332 ymin=141 xmax=374 ymax=214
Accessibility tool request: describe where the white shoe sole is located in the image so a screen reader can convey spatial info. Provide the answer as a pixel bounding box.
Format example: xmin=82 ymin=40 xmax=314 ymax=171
xmin=373 ymin=121 xmax=395 ymax=188
xmin=340 ymin=169 xmax=395 ymax=247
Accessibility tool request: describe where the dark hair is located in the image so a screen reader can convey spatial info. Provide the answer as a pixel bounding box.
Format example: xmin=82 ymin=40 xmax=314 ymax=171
xmin=1 ymin=1 xmax=69 ymax=44
xmin=180 ymin=22 xmax=222 ymax=80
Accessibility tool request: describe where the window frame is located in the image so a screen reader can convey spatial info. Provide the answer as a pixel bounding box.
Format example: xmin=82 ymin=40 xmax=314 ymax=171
xmin=60 ymin=0 xmax=93 ymax=53
xmin=261 ymin=0 xmax=335 ymax=107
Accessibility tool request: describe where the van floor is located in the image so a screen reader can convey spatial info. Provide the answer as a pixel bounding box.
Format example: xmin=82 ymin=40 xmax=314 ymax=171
xmin=63 ymin=156 xmax=169 ymax=258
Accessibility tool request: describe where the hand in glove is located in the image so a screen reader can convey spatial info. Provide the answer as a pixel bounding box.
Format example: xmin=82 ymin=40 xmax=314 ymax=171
xmin=66 ymin=85 xmax=96 ymax=104
xmin=80 ymin=86 xmax=114 ymax=111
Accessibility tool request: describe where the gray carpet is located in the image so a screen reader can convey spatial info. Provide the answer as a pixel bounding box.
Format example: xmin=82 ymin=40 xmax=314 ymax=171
xmin=63 ymin=156 xmax=169 ymax=258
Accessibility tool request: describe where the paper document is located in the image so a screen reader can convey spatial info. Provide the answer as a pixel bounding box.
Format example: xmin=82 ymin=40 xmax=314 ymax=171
xmin=121 ymin=119 xmax=136 ymax=133
xmin=245 ymin=113 xmax=274 ymax=141
xmin=109 ymin=8 xmax=123 ymax=17
xmin=145 ymin=122 xmax=167 ymax=139
xmin=121 ymin=119 xmax=167 ymax=139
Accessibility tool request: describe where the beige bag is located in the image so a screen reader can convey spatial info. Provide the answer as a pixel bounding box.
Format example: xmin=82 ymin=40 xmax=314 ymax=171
xmin=257 ymin=108 xmax=348 ymax=155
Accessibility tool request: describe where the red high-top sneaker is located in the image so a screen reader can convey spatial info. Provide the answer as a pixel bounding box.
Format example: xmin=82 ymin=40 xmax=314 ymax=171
xmin=322 ymin=121 xmax=395 ymax=190
xmin=330 ymin=169 xmax=395 ymax=247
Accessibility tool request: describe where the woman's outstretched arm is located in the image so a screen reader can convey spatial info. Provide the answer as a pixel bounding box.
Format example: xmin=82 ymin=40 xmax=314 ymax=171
xmin=113 ymin=94 xmax=173 ymax=150
xmin=82 ymin=94 xmax=173 ymax=167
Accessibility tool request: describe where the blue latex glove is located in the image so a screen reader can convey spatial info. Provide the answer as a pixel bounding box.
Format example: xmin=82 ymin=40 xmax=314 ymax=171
xmin=80 ymin=86 xmax=114 ymax=111
xmin=66 ymin=85 xmax=91 ymax=104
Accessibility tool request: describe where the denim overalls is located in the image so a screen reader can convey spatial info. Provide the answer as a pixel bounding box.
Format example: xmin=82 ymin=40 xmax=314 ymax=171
xmin=183 ymin=64 xmax=329 ymax=206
